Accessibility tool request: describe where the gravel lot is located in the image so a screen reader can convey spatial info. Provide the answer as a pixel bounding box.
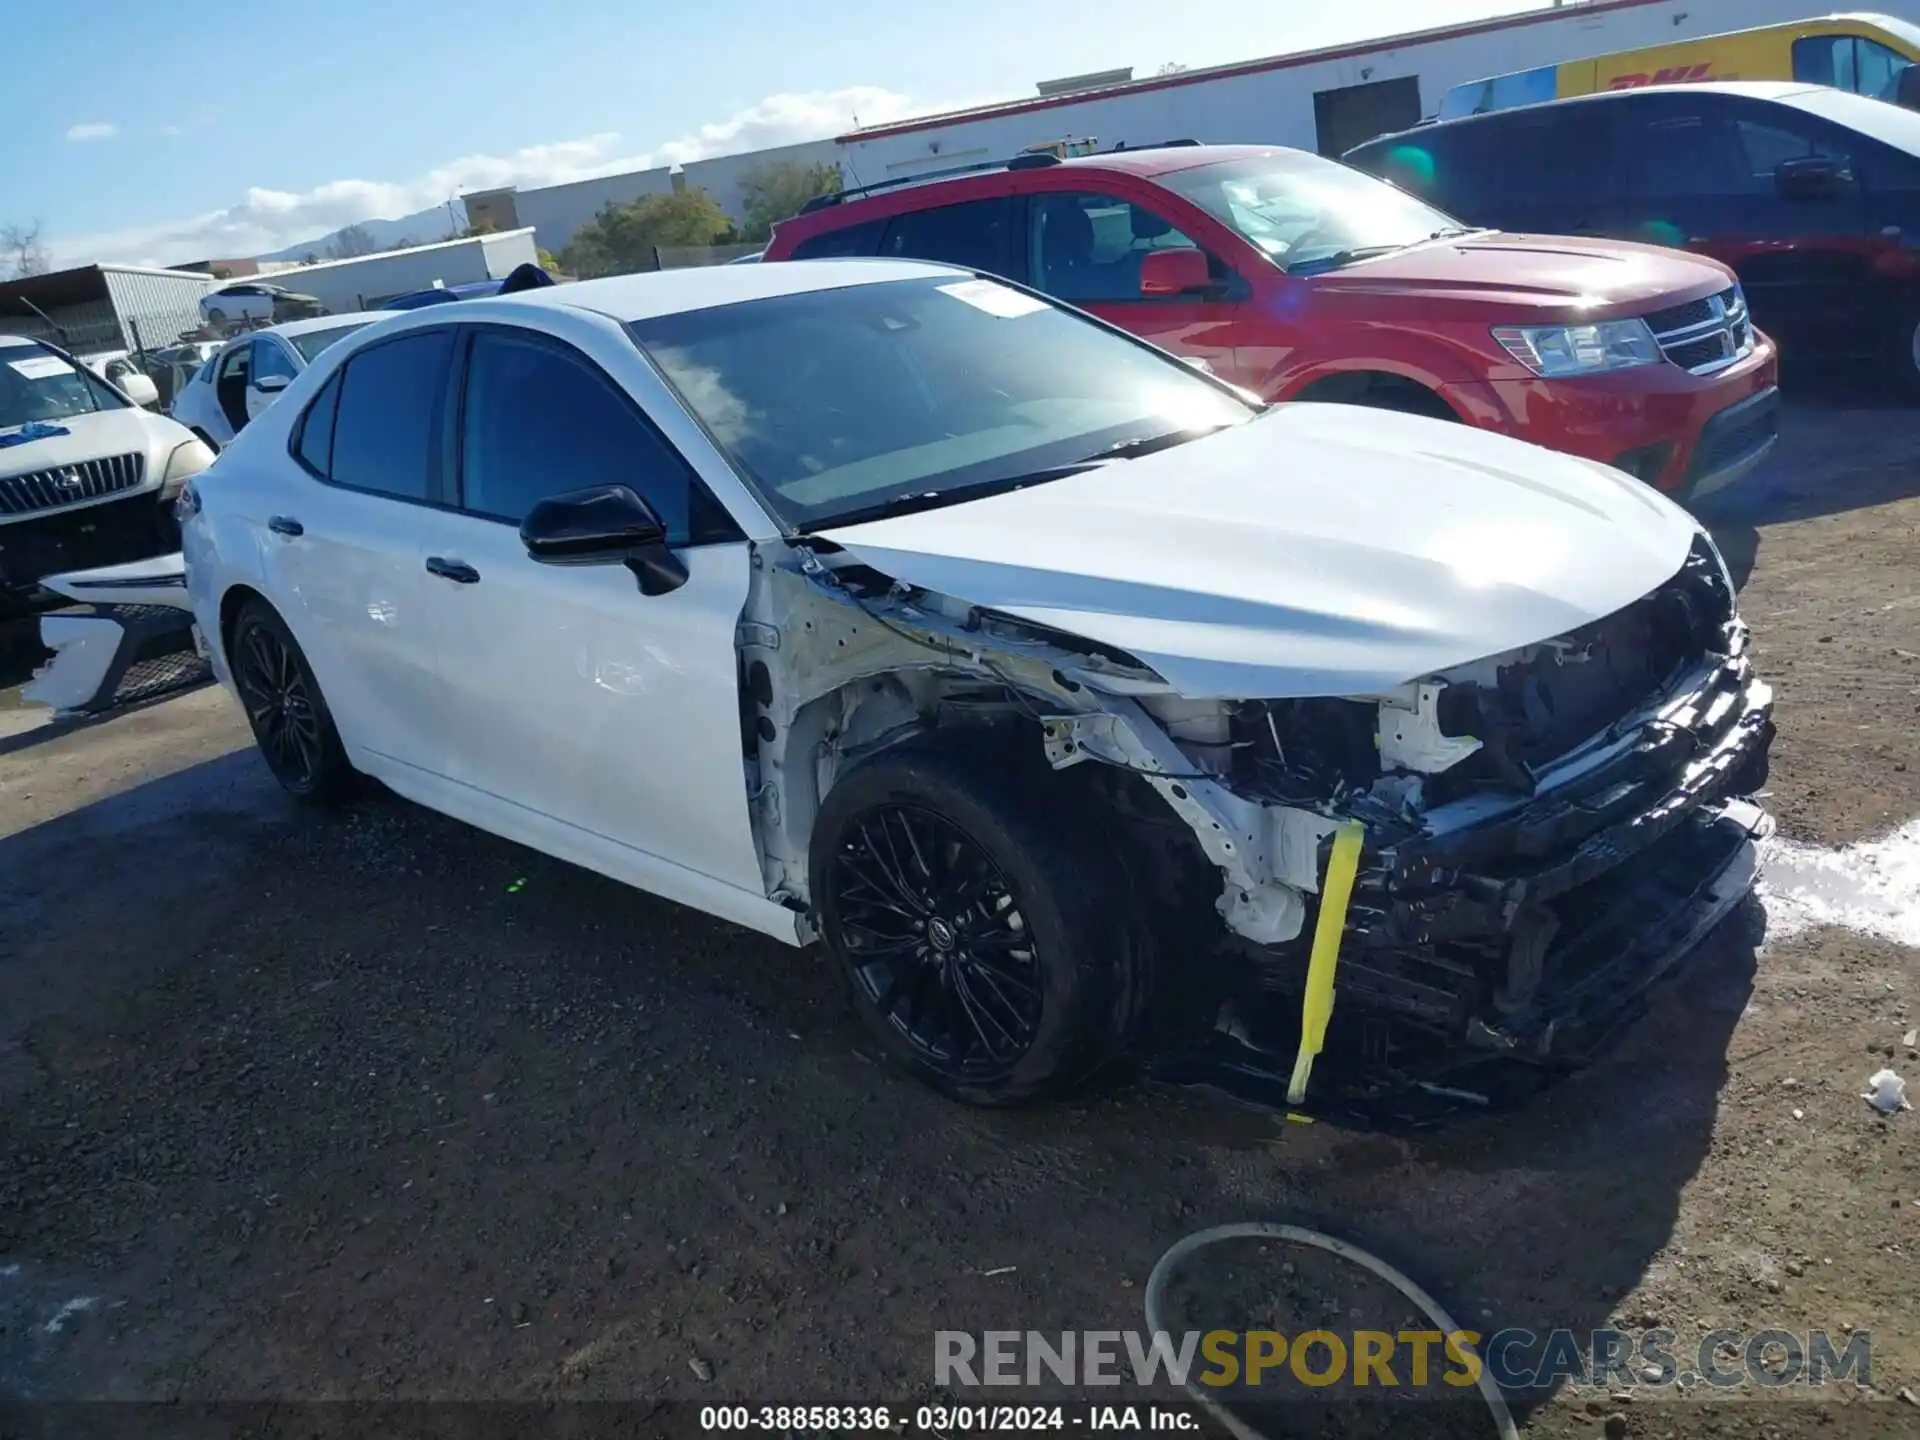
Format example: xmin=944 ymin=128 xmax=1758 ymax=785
xmin=2 ymin=393 xmax=1918 ymax=1437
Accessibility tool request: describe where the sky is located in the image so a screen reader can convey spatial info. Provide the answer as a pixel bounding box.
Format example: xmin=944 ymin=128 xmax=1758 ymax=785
xmin=8 ymin=0 xmax=1538 ymax=269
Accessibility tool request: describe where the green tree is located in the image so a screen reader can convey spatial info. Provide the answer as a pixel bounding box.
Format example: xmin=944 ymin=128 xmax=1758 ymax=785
xmin=537 ymin=248 xmax=561 ymax=272
xmin=735 ymin=160 xmax=844 ymax=244
xmin=325 ymin=223 xmax=379 ymax=260
xmin=559 ymin=190 xmax=732 ymax=278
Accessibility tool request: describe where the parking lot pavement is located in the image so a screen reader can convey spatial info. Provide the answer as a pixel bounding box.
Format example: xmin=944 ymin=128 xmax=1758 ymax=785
xmin=1 ymin=397 xmax=1918 ymax=1432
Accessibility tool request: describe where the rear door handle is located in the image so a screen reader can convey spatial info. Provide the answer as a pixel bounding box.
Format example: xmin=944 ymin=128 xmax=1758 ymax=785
xmin=267 ymin=515 xmax=303 ymax=537
xmin=425 ymin=556 xmax=480 ymax=584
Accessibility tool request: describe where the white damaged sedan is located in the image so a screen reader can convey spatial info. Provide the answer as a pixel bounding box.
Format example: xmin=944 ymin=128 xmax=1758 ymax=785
xmin=180 ymin=259 xmax=1774 ymax=1119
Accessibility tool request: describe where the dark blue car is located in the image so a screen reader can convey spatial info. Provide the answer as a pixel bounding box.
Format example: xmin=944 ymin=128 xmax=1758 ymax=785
xmin=379 ymin=278 xmax=509 ymax=311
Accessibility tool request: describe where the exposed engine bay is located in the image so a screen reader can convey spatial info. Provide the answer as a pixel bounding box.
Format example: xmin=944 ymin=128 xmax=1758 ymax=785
xmin=734 ymin=529 xmax=1775 ymax=1124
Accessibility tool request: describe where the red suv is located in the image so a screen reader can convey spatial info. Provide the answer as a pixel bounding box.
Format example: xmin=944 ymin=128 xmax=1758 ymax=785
xmin=765 ymin=143 xmax=1781 ymax=503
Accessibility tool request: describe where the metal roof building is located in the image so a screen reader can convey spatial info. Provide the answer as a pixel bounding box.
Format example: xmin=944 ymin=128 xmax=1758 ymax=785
xmin=259 ymin=228 xmax=541 ymax=313
xmin=0 ymin=264 xmax=217 ymax=360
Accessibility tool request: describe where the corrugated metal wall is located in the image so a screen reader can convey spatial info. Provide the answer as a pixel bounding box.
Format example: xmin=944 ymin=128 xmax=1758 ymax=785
xmin=102 ymin=268 xmax=217 ymax=353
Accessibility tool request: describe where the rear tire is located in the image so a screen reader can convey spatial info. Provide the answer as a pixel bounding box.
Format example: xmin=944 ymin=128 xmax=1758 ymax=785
xmin=229 ymin=599 xmax=355 ymax=805
xmin=810 ymin=740 xmax=1150 ymax=1107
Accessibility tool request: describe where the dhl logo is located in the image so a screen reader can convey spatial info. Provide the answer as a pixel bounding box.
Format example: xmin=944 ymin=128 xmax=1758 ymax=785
xmin=1607 ymin=63 xmax=1714 ymax=89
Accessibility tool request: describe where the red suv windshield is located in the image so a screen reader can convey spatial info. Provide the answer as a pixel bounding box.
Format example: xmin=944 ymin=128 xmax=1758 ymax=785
xmin=1159 ymin=151 xmax=1474 ymax=274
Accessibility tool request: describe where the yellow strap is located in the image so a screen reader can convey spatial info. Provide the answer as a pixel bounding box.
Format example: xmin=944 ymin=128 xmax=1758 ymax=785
xmin=1286 ymin=821 xmax=1366 ymax=1106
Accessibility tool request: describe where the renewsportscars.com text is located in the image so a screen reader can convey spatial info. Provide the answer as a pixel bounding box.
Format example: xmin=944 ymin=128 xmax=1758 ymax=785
xmin=935 ymin=1328 xmax=1872 ymax=1391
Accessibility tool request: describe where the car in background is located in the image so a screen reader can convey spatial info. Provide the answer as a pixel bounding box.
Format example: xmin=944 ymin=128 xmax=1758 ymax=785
xmin=175 ymin=260 xmax=1773 ymax=1114
xmin=765 ymin=142 xmax=1779 ymax=504
xmin=381 ymin=278 xmax=510 ymax=310
xmin=0 ymin=335 xmax=211 ymax=618
xmin=1346 ymin=83 xmax=1920 ymax=394
xmin=75 ymin=352 xmax=161 ymax=409
xmin=171 ymin=313 xmax=384 ymax=449
xmin=199 ymin=281 xmax=326 ymax=329
xmin=1437 ymin=12 xmax=1920 ymax=120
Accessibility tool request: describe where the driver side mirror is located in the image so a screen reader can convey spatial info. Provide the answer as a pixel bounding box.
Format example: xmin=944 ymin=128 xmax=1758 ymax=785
xmin=1775 ymin=155 xmax=1844 ymax=201
xmin=1140 ymin=247 xmax=1216 ymax=297
xmin=119 ymin=372 xmax=160 ymax=409
xmin=253 ymin=373 xmax=291 ymax=395
xmin=520 ymin=484 xmax=689 ymax=596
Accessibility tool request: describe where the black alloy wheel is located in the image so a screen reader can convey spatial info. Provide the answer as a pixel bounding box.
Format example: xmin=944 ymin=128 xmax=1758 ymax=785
xmin=236 ymin=619 xmax=322 ymax=790
xmin=230 ymin=601 xmax=353 ymax=803
xmin=828 ymin=803 xmax=1044 ymax=1082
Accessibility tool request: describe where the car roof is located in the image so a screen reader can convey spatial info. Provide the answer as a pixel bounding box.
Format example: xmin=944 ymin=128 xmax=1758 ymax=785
xmin=454 ymin=258 xmax=970 ymax=325
xmin=1356 ymin=80 xmax=1830 ymax=149
xmin=258 ymin=310 xmax=388 ymax=338
xmin=779 ymin=143 xmax=1293 ymax=234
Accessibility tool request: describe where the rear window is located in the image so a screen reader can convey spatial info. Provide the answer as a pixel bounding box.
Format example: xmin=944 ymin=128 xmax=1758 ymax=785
xmin=876 ymin=199 xmax=1013 ymax=274
xmin=289 ymin=322 xmax=372 ymax=362
xmin=788 ymin=218 xmax=884 ymax=259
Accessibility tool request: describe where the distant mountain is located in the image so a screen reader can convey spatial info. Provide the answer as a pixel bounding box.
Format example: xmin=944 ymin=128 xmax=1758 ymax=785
xmin=255 ymin=203 xmax=463 ymax=263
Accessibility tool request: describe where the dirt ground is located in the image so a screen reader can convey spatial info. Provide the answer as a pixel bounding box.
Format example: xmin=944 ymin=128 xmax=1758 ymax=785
xmin=1 ymin=392 xmax=1918 ymax=1439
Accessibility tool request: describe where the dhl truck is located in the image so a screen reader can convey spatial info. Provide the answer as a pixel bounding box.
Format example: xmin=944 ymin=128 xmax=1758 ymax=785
xmin=1438 ymin=11 xmax=1920 ymax=118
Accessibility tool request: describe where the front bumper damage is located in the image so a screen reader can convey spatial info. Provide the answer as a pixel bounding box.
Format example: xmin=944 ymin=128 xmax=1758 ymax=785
xmin=1159 ymin=629 xmax=1775 ymax=1129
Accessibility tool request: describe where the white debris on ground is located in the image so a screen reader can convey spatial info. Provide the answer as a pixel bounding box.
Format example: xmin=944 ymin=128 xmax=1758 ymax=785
xmin=42 ymin=1296 xmax=97 ymax=1335
xmin=1758 ymin=819 xmax=1920 ymax=948
xmin=1863 ymin=1069 xmax=1912 ymax=1115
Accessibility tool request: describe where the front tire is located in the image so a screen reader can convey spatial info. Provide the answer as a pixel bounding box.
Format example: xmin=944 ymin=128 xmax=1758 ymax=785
xmin=810 ymin=741 xmax=1149 ymax=1106
xmin=230 ymin=599 xmax=354 ymax=804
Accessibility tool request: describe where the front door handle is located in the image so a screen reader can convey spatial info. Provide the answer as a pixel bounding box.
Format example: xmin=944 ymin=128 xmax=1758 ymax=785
xmin=267 ymin=515 xmax=303 ymax=537
xmin=425 ymin=556 xmax=481 ymax=584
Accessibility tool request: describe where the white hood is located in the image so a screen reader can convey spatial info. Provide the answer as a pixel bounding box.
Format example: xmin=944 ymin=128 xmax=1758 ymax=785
xmin=817 ymin=404 xmax=1701 ymax=699
xmin=0 ymin=407 xmax=185 ymax=483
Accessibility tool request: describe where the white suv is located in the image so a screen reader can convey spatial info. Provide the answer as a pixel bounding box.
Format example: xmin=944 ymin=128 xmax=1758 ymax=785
xmin=177 ymin=261 xmax=1774 ymax=1115
xmin=0 ymin=335 xmax=212 ymax=619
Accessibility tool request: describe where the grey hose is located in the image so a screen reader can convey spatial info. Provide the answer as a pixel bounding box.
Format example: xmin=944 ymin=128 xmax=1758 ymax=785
xmin=1142 ymin=1222 xmax=1521 ymax=1440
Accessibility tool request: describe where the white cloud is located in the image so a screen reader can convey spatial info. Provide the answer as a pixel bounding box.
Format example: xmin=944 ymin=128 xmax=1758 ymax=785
xmin=46 ymin=86 xmax=958 ymax=268
xmin=66 ymin=122 xmax=118 ymax=142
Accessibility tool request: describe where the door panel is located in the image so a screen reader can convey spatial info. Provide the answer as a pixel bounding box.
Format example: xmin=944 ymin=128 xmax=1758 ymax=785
xmin=418 ymin=516 xmax=764 ymax=892
xmin=261 ymin=480 xmax=442 ymax=772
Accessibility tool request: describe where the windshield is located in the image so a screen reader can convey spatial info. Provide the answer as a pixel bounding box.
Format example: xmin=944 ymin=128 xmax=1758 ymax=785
xmin=1788 ymin=87 xmax=1920 ymax=153
xmin=289 ymin=321 xmax=372 ymax=362
xmin=0 ymin=342 xmax=126 ymax=429
xmin=629 ymin=276 xmax=1254 ymax=531
xmin=1158 ymin=151 xmax=1472 ymax=274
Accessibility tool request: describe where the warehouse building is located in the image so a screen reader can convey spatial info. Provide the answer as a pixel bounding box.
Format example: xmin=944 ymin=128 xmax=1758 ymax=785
xmin=0 ymin=263 xmax=215 ymax=361
xmin=256 ymin=228 xmax=541 ymax=314
xmin=465 ymin=137 xmax=840 ymax=257
xmin=833 ymin=0 xmax=1914 ymax=175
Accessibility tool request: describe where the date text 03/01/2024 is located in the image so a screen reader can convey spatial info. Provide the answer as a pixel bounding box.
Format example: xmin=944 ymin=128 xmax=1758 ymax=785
xmin=699 ymin=1404 xmax=1199 ymax=1431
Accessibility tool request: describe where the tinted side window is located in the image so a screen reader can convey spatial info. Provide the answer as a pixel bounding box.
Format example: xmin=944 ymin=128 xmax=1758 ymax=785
xmin=1730 ymin=114 xmax=1856 ymax=193
xmin=293 ymin=372 xmax=342 ymax=477
xmin=1027 ymin=192 xmax=1202 ymax=303
xmin=253 ymin=341 xmax=297 ymax=383
xmin=329 ymin=331 xmax=454 ymax=502
xmin=877 ymin=199 xmax=1012 ymax=273
xmin=218 ymin=343 xmax=253 ymax=384
xmin=1611 ymin=104 xmax=1746 ymax=197
xmin=458 ymin=329 xmax=730 ymax=544
xmin=789 ymin=218 xmax=884 ymax=259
